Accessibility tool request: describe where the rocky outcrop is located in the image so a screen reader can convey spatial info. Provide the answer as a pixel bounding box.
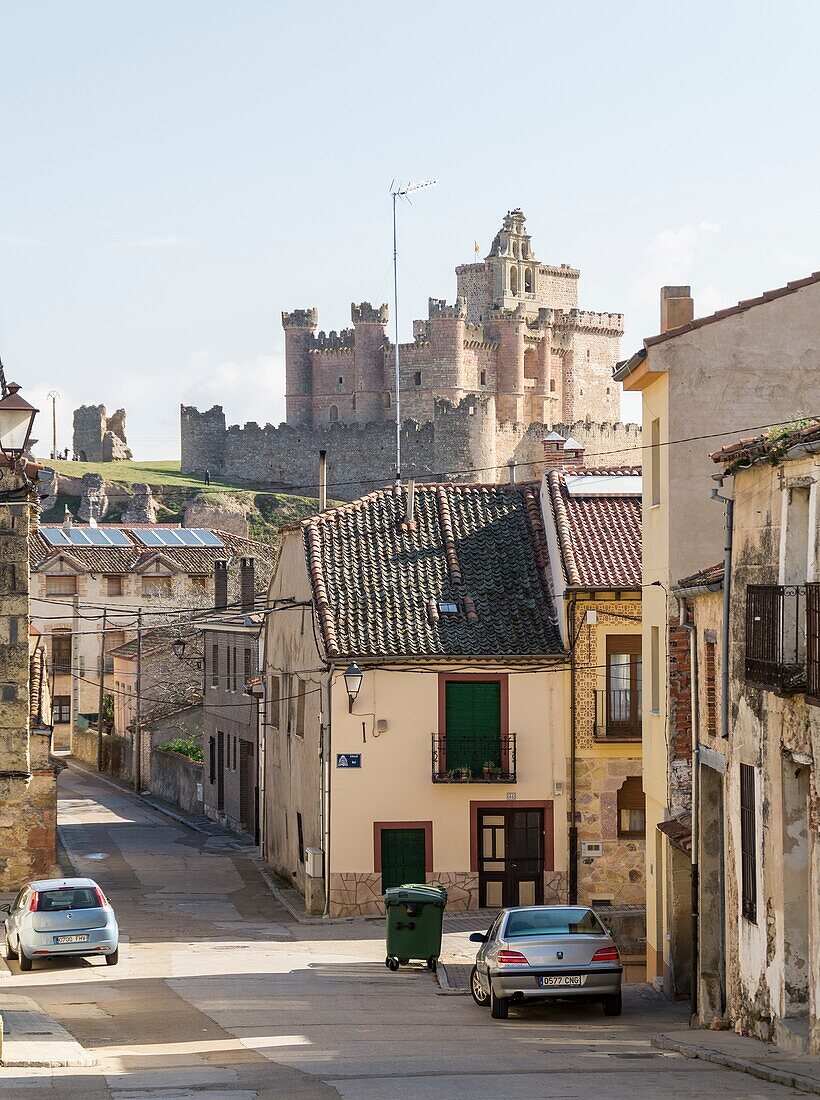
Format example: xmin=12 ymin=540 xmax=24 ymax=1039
xmin=183 ymin=493 xmax=251 ymax=538
xmin=78 ymin=472 xmax=109 ymax=522
xmin=122 ymin=483 xmax=157 ymax=524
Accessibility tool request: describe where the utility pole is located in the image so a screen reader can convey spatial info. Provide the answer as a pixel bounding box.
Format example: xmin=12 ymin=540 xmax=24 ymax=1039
xmin=47 ymin=391 xmax=59 ymax=460
xmin=134 ymin=608 xmax=143 ymax=791
xmin=97 ymin=609 xmax=107 ymax=772
xmin=389 ymin=179 xmax=437 ymax=483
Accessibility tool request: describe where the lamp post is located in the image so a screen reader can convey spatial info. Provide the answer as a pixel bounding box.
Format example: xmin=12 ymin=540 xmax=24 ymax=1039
xmin=47 ymin=390 xmax=59 ymax=460
xmin=171 ymin=636 xmax=202 ymax=670
xmin=343 ymin=662 xmax=363 ymax=713
xmin=390 ymin=179 xmax=437 ymax=483
xmin=0 ymin=381 xmax=38 ymax=501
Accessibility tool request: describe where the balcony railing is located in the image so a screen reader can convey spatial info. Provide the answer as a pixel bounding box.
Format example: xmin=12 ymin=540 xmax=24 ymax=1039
xmin=431 ymin=732 xmax=516 ymax=783
xmin=593 ymin=689 xmax=642 ymax=740
xmin=745 ymin=584 xmax=806 ymax=693
xmin=807 ymin=583 xmax=820 ymax=703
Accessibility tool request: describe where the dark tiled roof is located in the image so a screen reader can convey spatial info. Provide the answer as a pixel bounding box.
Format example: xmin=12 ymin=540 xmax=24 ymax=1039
xmin=709 ymin=420 xmax=820 ymax=471
xmin=303 ymin=483 xmax=564 ymax=660
xmin=110 ymin=623 xmax=200 ymax=661
xmin=31 ymin=526 xmax=274 ymax=574
xmin=676 ymin=562 xmax=724 ymax=591
xmin=29 ymin=632 xmax=49 ymax=729
xmin=545 ymin=467 xmax=642 ymax=589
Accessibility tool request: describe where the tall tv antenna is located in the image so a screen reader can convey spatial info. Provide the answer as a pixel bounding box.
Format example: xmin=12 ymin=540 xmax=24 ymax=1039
xmin=389 ymin=179 xmax=437 ymax=483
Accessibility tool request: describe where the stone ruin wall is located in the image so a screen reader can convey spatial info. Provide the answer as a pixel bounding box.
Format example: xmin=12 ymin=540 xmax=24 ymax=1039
xmin=181 ymin=398 xmax=641 ymax=500
xmin=73 ymin=404 xmax=132 ymax=462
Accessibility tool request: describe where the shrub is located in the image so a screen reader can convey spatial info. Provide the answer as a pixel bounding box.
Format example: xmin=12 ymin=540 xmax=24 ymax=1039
xmin=159 ymin=737 xmax=203 ymax=762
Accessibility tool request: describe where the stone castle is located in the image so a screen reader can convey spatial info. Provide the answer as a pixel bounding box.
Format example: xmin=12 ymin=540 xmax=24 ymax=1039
xmin=73 ymin=404 xmax=132 ymax=462
xmin=181 ymin=211 xmax=639 ymax=496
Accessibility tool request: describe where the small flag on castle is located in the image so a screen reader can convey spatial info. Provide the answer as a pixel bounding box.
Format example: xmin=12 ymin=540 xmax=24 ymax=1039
xmin=474 ymin=240 xmax=480 ymax=260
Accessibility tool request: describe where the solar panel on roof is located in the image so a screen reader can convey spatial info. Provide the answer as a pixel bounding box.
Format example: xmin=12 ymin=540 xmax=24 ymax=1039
xmin=189 ymin=529 xmax=223 ymax=546
xmin=41 ymin=527 xmax=133 ymax=547
xmin=130 ymin=528 xmax=223 ymax=548
xmin=132 ymin=529 xmax=165 ymax=547
xmin=42 ymin=529 xmax=71 ymax=546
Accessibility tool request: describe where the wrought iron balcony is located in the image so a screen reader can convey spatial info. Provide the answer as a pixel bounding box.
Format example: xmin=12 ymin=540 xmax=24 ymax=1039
xmin=745 ymin=584 xmax=806 ymax=693
xmin=431 ymin=732 xmax=516 ymax=783
xmin=593 ymin=688 xmax=642 ymax=741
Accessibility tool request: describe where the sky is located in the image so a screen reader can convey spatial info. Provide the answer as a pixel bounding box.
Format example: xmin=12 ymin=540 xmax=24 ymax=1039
xmin=3 ymin=0 xmax=820 ymax=460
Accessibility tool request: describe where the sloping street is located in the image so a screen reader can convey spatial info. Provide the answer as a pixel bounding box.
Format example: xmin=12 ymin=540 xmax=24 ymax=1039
xmin=0 ymin=766 xmax=805 ymax=1099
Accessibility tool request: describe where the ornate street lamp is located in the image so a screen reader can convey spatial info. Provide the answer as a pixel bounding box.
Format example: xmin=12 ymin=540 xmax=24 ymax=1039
xmin=344 ymin=662 xmax=363 ymax=712
xmin=0 ymin=382 xmax=38 ymax=462
xmin=171 ymin=636 xmax=202 ymax=670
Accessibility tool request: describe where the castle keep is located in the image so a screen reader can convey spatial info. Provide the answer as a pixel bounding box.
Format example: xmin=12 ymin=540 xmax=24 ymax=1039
xmin=181 ymin=211 xmax=637 ymax=496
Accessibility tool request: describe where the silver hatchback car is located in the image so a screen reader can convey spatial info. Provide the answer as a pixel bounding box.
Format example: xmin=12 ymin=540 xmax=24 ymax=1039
xmin=470 ymin=905 xmax=622 ymax=1019
xmin=2 ymin=877 xmax=119 ymax=971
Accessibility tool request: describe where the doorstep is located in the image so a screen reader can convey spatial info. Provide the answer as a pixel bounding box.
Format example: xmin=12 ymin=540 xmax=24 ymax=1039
xmin=653 ymin=1028 xmax=820 ymax=1095
xmin=0 ymin=994 xmax=96 ymax=1068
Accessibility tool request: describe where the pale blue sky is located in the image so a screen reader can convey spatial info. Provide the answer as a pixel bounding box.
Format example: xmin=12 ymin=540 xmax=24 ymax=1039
xmin=3 ymin=0 xmax=819 ymax=458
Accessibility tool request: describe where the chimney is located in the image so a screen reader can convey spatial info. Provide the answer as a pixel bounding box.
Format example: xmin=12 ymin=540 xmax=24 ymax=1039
xmin=402 ymin=478 xmax=417 ymax=530
xmin=660 ymin=285 xmax=694 ymax=333
xmin=62 ymin=505 xmax=72 ymax=533
xmin=240 ymin=557 xmax=255 ymax=612
xmin=562 ymin=436 xmax=585 ymax=469
xmin=319 ymin=449 xmax=327 ymax=512
xmin=214 ymin=559 xmax=228 ymax=610
xmin=542 ymin=432 xmax=585 ymax=471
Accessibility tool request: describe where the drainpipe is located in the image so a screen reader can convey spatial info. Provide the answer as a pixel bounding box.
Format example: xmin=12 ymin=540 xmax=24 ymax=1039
xmin=568 ymin=595 xmax=579 ymax=905
xmin=322 ymin=663 xmax=334 ymax=917
xmin=678 ymin=594 xmax=699 ymax=1019
xmin=711 ymin=485 xmax=734 ymax=739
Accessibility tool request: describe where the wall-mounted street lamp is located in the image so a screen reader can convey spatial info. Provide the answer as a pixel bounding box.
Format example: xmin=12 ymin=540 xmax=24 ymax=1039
xmin=0 ymin=382 xmax=38 ymax=461
xmin=171 ymin=636 xmax=202 ymax=670
xmin=344 ymin=662 xmax=363 ymax=712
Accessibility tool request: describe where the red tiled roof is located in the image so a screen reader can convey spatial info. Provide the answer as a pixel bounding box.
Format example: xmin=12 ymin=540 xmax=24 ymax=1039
xmin=710 ymin=420 xmax=820 ymax=470
xmin=545 ymin=467 xmax=642 ymax=589
xmin=644 ymin=272 xmax=820 ymax=348
xmin=302 ymin=482 xmax=565 ymax=660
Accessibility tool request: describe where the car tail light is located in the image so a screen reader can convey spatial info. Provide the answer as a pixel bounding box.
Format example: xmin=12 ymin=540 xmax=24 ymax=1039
xmin=496 ymin=950 xmax=529 ymax=966
xmin=591 ymin=946 xmax=620 ymax=963
xmin=28 ymin=891 xmax=39 ymax=912
xmin=94 ymin=887 xmax=108 ymax=908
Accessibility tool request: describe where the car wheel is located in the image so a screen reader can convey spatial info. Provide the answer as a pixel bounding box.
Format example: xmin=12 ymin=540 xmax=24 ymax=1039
xmin=5 ymin=934 xmax=18 ymax=961
xmin=105 ymin=947 xmax=119 ymax=966
xmin=490 ymin=986 xmax=509 ymax=1019
xmin=470 ymin=965 xmax=490 ymax=1007
xmin=19 ymin=948 xmax=32 ymax=972
xmin=602 ymin=991 xmax=622 ymax=1016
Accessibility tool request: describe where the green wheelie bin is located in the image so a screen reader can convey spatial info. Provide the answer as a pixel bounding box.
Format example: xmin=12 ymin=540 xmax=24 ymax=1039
xmin=384 ymin=883 xmax=447 ymax=971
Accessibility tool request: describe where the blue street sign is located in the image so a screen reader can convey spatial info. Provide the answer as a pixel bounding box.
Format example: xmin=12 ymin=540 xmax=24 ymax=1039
xmin=336 ymin=753 xmax=361 ymax=769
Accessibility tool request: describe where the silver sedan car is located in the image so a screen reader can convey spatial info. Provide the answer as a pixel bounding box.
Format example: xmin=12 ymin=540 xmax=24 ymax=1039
xmin=2 ymin=877 xmax=119 ymax=971
xmin=470 ymin=905 xmax=622 ymax=1019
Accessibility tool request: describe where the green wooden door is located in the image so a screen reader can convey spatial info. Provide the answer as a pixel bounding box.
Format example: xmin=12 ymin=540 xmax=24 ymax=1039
xmin=381 ymin=828 xmax=426 ymax=891
xmin=445 ymin=681 xmax=501 ymax=779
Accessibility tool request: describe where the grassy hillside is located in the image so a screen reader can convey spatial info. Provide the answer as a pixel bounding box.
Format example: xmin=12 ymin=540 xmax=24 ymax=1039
xmin=42 ymin=458 xmax=253 ymax=492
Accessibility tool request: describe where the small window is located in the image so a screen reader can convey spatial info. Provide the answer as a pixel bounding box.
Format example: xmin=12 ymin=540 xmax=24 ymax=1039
xmin=244 ymin=648 xmax=253 ymax=685
xmin=329 ymin=404 xmax=339 ymax=422
xmin=52 ymin=695 xmax=70 ymax=724
xmin=268 ymin=674 xmax=281 ymax=729
xmin=51 ymin=633 xmax=72 ymax=674
xmin=438 ymin=600 xmax=459 ymax=614
xmin=414 ymin=371 xmax=422 ymax=387
xmin=211 ymin=643 xmax=219 ymax=689
xmin=142 ymin=576 xmax=172 ymax=598
xmin=550 ymin=379 xmax=556 ymax=393
xmin=337 ymin=376 xmax=343 ymax=385
xmin=524 ymin=267 xmax=533 ymax=293
xmin=46 ymin=575 xmax=77 ymax=596
xmin=617 ymin=777 xmax=645 ymax=837
xmin=740 ymin=763 xmax=757 ymax=922
xmin=105 ymin=575 xmax=123 ymax=597
xmin=208 ymin=737 xmax=216 ymax=784
xmin=586 ymin=349 xmax=590 ymax=359
xmin=189 ymin=575 xmax=209 ymax=594
xmin=605 ymin=636 xmax=642 ymax=737
xmin=351 ymin=394 xmax=357 ymax=411
xmin=651 ymin=626 xmax=660 ymax=712
xmin=705 ymin=639 xmax=717 ymax=737
xmin=510 ymin=266 xmax=518 ymax=295
xmin=480 ymin=370 xmax=486 ymax=387
xmin=382 ymin=391 xmax=391 ymax=409
xmin=296 ymin=811 xmax=305 ymax=862
xmin=295 ymin=678 xmax=306 ymax=738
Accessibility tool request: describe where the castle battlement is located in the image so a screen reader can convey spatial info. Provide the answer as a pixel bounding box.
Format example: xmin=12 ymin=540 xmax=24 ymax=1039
xmin=282 ymin=307 xmax=318 ymax=329
xmin=351 ymin=301 xmax=389 ymax=325
xmin=428 ymin=296 xmax=467 ymax=320
xmin=312 ymin=328 xmax=355 ymax=353
xmin=563 ymin=308 xmax=625 ymax=333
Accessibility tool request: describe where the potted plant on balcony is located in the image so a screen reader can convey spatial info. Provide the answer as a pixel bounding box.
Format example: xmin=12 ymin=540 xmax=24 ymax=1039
xmin=482 ymin=760 xmax=491 ymax=779
xmin=458 ymin=765 xmax=471 ymax=781
xmin=488 ymin=762 xmax=502 ymax=780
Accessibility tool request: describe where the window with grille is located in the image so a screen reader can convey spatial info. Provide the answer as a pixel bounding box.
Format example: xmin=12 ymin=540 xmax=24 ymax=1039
xmin=52 ymin=696 xmax=70 ymax=724
xmin=211 ymin=643 xmax=219 ymax=688
xmin=617 ymin=776 xmax=646 ymax=837
xmin=51 ymin=633 xmax=71 ymax=673
xmin=705 ymin=639 xmax=717 ymax=737
xmin=106 ymin=575 xmax=124 ymax=596
xmin=208 ymin=737 xmax=216 ymax=784
xmin=268 ymin=674 xmax=281 ymax=729
xmin=740 ymin=763 xmax=757 ymax=922
xmin=46 ymin=574 xmax=77 ymax=596
xmin=296 ymin=812 xmax=305 ymax=862
xmin=605 ymin=636 xmax=642 ymax=737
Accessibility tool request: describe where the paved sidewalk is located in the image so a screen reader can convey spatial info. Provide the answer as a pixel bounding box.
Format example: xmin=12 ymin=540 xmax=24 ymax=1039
xmin=655 ymin=1029 xmax=820 ymax=1095
xmin=0 ymin=996 xmax=95 ymax=1068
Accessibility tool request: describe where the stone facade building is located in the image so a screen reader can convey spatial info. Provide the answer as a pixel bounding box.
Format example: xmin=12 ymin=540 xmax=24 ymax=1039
xmin=73 ymin=404 xmax=132 ymax=462
xmin=0 ymin=463 xmax=58 ymax=887
xmin=181 ymin=211 xmax=638 ymax=498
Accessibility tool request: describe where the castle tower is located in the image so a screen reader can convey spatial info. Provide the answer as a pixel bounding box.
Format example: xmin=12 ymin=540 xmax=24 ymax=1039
xmin=486 ymin=307 xmax=526 ymax=423
xmin=282 ymin=308 xmax=318 ymax=427
xmin=427 ymin=297 xmax=467 ymax=403
xmin=351 ymin=302 xmax=389 ymax=424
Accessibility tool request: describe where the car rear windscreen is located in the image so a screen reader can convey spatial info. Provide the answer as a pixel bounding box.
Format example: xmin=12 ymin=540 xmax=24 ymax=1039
xmin=39 ymin=888 xmax=99 ymax=911
xmin=505 ymin=908 xmax=604 ymax=937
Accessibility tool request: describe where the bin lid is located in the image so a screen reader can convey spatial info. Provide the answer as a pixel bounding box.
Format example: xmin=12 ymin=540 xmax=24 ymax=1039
xmin=383 ymin=883 xmax=447 ymax=907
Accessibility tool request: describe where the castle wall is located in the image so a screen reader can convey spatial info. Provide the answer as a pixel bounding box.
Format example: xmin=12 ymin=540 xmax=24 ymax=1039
xmin=456 ymin=263 xmax=493 ymax=324
xmin=538 ymin=267 xmax=580 ymax=311
xmin=180 ymin=405 xmax=227 ymax=473
xmin=562 ymin=326 xmax=623 ymax=424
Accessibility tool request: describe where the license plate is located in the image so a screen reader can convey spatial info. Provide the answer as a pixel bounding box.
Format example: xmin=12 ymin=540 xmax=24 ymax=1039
xmin=54 ymin=934 xmax=89 ymax=944
xmin=538 ymin=974 xmax=584 ymax=987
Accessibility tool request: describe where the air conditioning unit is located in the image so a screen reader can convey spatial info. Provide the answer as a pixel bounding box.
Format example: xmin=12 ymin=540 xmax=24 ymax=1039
xmin=581 ymin=841 xmax=603 ymax=858
xmin=305 ymin=846 xmax=324 ymax=879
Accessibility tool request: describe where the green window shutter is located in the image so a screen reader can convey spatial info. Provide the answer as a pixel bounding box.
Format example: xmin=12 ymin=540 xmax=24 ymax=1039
xmin=380 ymin=828 xmax=426 ymax=891
xmin=444 ymin=681 xmax=501 ymax=776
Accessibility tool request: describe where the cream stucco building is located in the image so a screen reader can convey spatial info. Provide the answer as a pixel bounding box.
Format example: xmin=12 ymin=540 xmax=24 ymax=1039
xmin=614 ymin=274 xmax=820 ymax=996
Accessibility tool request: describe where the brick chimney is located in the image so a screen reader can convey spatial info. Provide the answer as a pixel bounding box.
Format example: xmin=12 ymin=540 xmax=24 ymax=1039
xmin=542 ymin=431 xmax=585 ymax=470
xmin=660 ymin=285 xmax=694 ymax=333
xmin=214 ymin=559 xmax=228 ymax=610
xmin=240 ymin=557 xmax=255 ymax=612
